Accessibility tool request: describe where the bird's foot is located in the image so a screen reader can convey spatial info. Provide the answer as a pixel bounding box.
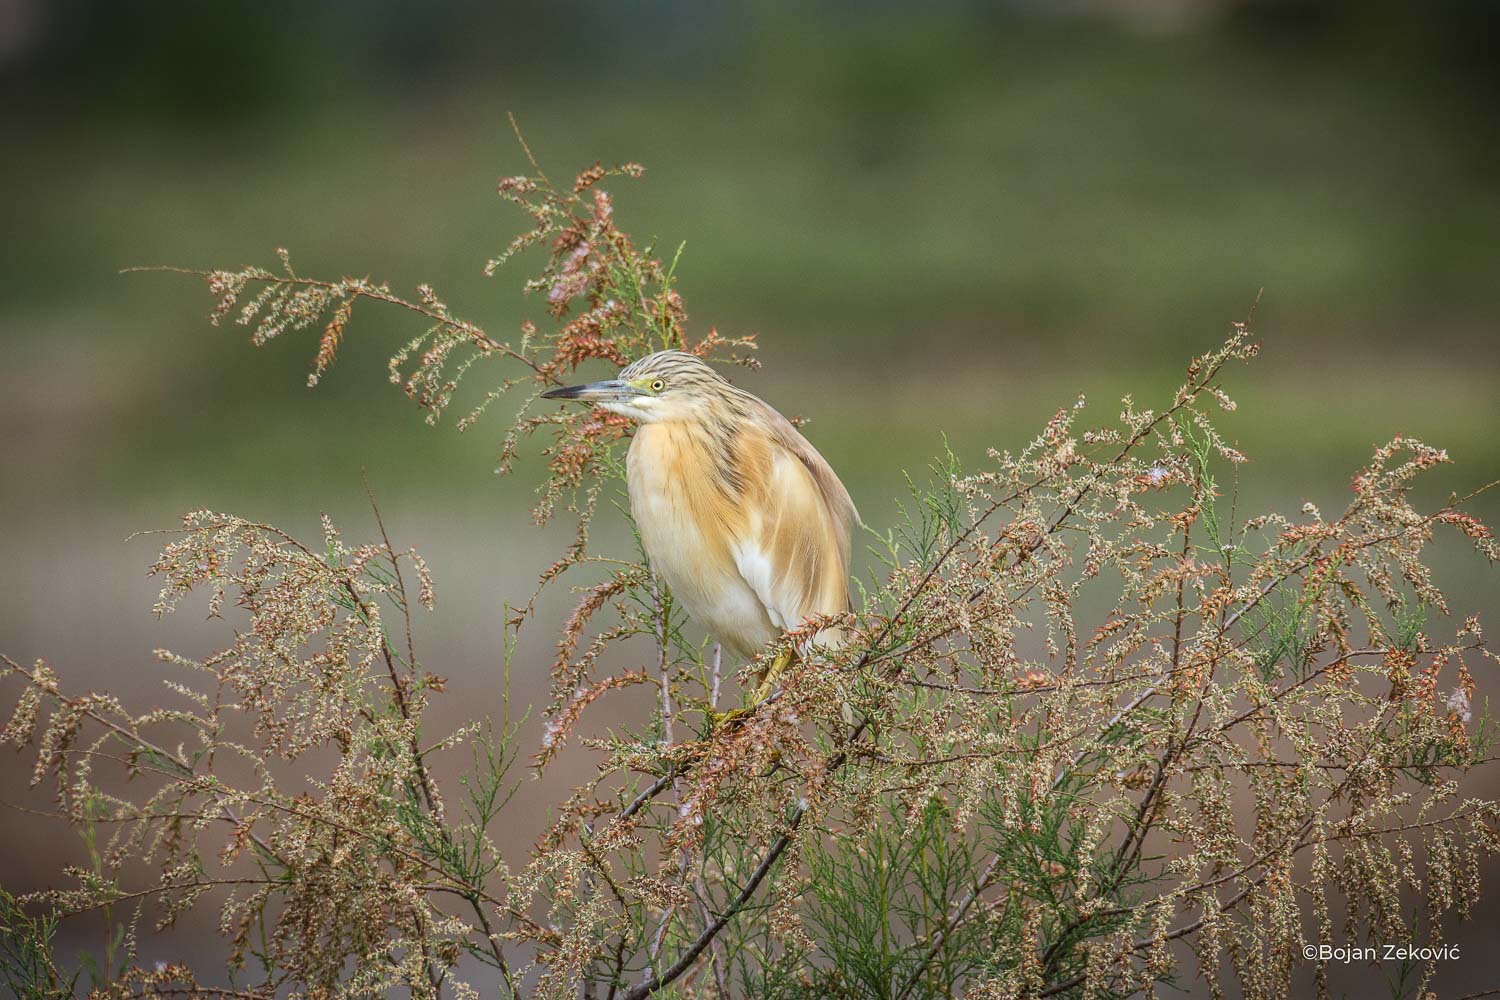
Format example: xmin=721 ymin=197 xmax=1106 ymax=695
xmin=708 ymin=706 xmax=754 ymax=732
xmin=707 ymin=651 xmax=792 ymax=734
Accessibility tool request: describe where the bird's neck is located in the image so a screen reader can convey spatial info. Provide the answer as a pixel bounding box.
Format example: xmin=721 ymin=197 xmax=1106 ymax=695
xmin=633 ymin=418 xmax=752 ymax=503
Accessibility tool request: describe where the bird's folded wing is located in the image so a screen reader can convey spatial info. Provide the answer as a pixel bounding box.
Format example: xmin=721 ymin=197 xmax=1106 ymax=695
xmin=731 ymin=441 xmax=853 ymax=644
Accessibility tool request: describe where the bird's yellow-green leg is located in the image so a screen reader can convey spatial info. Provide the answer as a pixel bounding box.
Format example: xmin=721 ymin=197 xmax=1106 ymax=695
xmin=752 ymin=647 xmax=795 ymax=703
xmin=710 ymin=648 xmax=794 ymax=731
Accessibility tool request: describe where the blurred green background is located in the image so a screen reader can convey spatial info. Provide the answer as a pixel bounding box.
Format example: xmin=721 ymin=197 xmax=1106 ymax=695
xmin=4 ymin=0 xmax=1498 ymax=524
xmin=2 ymin=0 xmax=1498 ymax=992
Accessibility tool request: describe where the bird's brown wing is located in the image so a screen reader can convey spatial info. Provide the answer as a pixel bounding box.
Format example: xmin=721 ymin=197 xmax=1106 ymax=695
xmin=729 ymin=413 xmax=857 ymax=645
xmin=766 ymin=411 xmax=860 ymax=560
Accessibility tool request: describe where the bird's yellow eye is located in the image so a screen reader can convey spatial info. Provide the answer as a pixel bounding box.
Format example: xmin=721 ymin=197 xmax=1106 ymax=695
xmin=649 ymin=379 xmax=666 ymax=393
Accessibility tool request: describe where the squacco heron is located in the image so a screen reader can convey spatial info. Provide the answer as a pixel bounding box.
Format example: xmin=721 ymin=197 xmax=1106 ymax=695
xmin=543 ymin=350 xmax=857 ymax=717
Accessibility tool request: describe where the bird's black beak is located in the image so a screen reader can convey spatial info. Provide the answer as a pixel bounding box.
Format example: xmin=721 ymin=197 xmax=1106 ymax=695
xmin=541 ymin=379 xmax=642 ymax=403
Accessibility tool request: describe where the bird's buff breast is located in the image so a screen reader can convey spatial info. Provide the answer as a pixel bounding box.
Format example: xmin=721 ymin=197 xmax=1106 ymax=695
xmin=627 ymin=423 xmax=777 ymax=657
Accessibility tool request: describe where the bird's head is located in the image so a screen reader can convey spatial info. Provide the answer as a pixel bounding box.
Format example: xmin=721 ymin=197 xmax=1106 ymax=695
xmin=541 ymin=350 xmax=733 ymax=424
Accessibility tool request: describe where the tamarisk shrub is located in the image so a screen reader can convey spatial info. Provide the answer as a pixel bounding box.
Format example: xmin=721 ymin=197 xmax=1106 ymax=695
xmin=5 ymin=130 xmax=1498 ymax=999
